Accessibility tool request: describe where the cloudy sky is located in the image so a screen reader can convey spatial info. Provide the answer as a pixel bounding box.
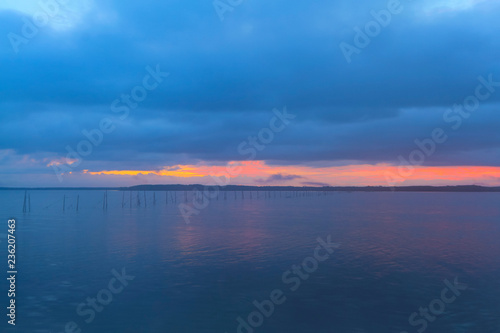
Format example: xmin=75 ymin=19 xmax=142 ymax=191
xmin=1 ymin=0 xmax=499 ymax=187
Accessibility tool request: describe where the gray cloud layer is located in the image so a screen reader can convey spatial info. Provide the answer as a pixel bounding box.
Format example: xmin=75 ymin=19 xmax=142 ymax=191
xmin=0 ymin=0 xmax=499 ymax=175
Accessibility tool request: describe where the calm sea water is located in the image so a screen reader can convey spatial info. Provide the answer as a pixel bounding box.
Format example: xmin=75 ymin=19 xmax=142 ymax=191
xmin=0 ymin=190 xmax=499 ymax=333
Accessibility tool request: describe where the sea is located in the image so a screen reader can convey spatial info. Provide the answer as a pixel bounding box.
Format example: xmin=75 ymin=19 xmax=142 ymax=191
xmin=0 ymin=190 xmax=499 ymax=333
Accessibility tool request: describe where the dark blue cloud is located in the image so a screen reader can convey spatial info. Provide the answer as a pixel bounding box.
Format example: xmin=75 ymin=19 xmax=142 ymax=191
xmin=0 ymin=0 xmax=499 ymax=178
xmin=256 ymin=174 xmax=304 ymax=184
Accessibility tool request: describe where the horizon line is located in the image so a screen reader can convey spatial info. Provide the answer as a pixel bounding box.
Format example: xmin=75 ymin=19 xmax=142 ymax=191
xmin=1 ymin=184 xmax=500 ymax=192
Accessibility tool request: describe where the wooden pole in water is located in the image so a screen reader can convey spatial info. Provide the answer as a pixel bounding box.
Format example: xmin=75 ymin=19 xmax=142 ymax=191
xmin=76 ymin=195 xmax=79 ymax=211
xmin=122 ymin=192 xmax=125 ymax=208
xmin=137 ymin=191 xmax=141 ymax=206
xmin=22 ymin=190 xmax=27 ymax=213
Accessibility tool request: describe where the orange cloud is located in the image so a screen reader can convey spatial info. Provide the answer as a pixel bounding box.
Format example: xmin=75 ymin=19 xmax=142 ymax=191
xmin=81 ymin=162 xmax=500 ymax=186
xmin=85 ymin=167 xmax=205 ymax=178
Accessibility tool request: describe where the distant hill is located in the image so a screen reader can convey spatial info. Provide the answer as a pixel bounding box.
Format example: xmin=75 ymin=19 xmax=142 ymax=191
xmin=2 ymin=185 xmax=500 ymax=192
xmin=126 ymin=184 xmax=500 ymax=192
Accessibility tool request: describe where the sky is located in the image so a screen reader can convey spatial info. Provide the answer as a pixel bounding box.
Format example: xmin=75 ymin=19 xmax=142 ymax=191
xmin=0 ymin=0 xmax=499 ymax=187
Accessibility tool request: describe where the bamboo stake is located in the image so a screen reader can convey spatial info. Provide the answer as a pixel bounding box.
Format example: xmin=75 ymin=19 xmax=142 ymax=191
xmin=22 ymin=190 xmax=27 ymax=213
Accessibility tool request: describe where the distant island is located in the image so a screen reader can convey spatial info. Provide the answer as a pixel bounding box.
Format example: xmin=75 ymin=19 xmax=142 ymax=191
xmin=1 ymin=185 xmax=500 ymax=192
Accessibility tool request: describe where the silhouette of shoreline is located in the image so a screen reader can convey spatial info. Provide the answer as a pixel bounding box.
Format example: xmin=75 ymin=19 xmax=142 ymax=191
xmin=2 ymin=185 xmax=499 ymax=192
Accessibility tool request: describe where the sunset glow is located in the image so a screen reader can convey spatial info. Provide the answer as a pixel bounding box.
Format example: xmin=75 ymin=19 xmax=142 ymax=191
xmin=78 ymin=161 xmax=500 ymax=187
